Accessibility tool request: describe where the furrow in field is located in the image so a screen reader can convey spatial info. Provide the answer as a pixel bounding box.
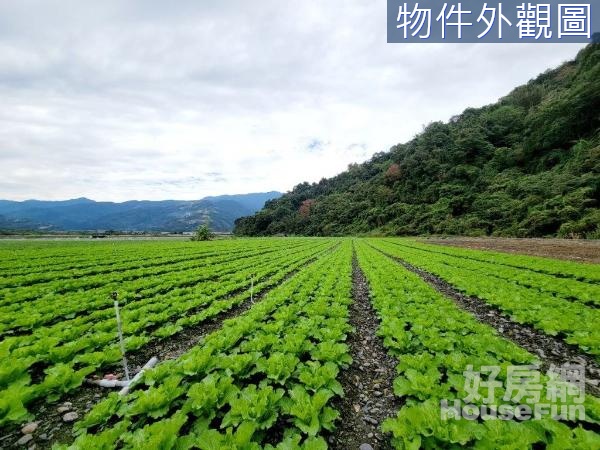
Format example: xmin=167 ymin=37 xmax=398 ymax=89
xmin=13 ymin=244 xmax=339 ymax=449
xmin=51 ymin=242 xmax=353 ymax=449
xmin=382 ymin=239 xmax=600 ymax=306
xmin=0 ymin=240 xmax=335 ymax=429
xmin=354 ymin=240 xmax=600 ymax=449
xmin=373 ymin=245 xmax=600 ymax=396
xmin=369 ymin=239 xmax=600 ymax=361
xmin=329 ymin=250 xmax=400 ymax=450
xmin=391 ymin=239 xmax=600 ymax=284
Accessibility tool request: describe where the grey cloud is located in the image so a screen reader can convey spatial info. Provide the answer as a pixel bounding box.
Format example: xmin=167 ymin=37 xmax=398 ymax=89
xmin=0 ymin=1 xmax=585 ymax=201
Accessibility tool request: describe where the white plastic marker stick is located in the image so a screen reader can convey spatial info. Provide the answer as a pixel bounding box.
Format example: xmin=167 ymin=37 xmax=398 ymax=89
xmin=118 ymin=356 xmax=158 ymax=396
xmin=112 ymin=291 xmax=130 ymax=381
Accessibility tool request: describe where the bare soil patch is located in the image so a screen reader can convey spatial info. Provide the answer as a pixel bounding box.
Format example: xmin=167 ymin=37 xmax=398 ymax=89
xmin=328 ymin=254 xmax=401 ymax=450
xmin=423 ymin=237 xmax=600 ymax=264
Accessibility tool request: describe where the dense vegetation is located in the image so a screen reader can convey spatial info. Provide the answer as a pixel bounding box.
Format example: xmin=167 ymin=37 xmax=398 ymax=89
xmin=2 ymin=239 xmax=599 ymax=448
xmin=235 ymin=45 xmax=600 ymax=238
xmin=0 ymin=238 xmax=333 ymax=428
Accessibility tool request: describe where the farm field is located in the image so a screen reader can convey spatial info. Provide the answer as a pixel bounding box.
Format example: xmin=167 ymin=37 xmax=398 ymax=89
xmin=423 ymin=237 xmax=600 ymax=264
xmin=0 ymin=238 xmax=599 ymax=449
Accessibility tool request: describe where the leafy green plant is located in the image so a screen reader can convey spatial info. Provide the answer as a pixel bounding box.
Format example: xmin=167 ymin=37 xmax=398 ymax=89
xmin=221 ymin=383 xmax=285 ymax=430
xmin=69 ymin=242 xmax=353 ymax=448
xmin=184 ymin=373 xmax=237 ymax=417
xmin=296 ymin=361 xmax=343 ymax=395
xmin=126 ymin=376 xmax=185 ymax=419
xmin=256 ymin=352 xmax=300 ymax=384
xmin=122 ymin=411 xmax=187 ymax=449
xmin=281 ymin=385 xmax=338 ymax=436
xmin=356 ymin=240 xmax=600 ymax=448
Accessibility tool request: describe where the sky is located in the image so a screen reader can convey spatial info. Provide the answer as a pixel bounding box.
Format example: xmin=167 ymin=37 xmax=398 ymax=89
xmin=0 ymin=0 xmax=585 ymax=202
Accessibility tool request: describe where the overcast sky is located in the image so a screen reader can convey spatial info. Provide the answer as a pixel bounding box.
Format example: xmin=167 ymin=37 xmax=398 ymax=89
xmin=0 ymin=1 xmax=585 ymax=202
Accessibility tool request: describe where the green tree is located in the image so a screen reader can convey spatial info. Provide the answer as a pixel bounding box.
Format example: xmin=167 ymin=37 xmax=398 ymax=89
xmin=191 ymin=224 xmax=214 ymax=241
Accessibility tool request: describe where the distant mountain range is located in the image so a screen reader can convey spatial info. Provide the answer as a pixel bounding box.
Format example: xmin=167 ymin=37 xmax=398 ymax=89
xmin=0 ymin=192 xmax=281 ymax=232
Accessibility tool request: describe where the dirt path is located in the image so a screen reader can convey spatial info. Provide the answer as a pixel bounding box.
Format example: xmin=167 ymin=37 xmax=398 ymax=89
xmin=380 ymin=251 xmax=600 ymax=397
xmin=329 ymin=254 xmax=401 ymax=450
xmin=423 ymin=237 xmax=600 ymax=264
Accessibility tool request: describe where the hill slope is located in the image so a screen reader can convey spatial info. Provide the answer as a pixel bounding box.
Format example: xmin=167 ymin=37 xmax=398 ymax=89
xmin=0 ymin=192 xmax=281 ymax=232
xmin=234 ymin=45 xmax=600 ymax=238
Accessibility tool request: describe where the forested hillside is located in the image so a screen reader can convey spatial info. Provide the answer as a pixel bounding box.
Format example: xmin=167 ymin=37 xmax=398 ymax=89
xmin=235 ymin=44 xmax=600 ymax=238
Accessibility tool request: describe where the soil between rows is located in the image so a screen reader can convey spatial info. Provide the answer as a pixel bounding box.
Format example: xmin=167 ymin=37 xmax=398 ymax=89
xmin=126 ymin=242 xmax=342 ymax=369
xmin=328 ymin=254 xmax=401 ymax=450
xmin=380 ymin=250 xmax=600 ymax=397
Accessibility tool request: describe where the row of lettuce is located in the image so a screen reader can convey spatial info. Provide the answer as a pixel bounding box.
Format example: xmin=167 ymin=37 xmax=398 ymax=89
xmin=60 ymin=239 xmax=599 ymax=448
xmin=59 ymin=241 xmax=355 ymax=449
xmin=0 ymin=239 xmax=306 ymax=303
xmin=0 ymin=239 xmax=335 ymax=427
xmin=1 ymin=240 xmax=313 ymax=330
xmin=370 ymin=239 xmax=600 ymax=360
xmin=2 ymin=237 xmax=599 ymax=448
xmin=0 ymin=239 xmax=228 ymax=278
xmin=356 ymin=241 xmax=599 ymax=449
xmin=388 ymin=240 xmax=600 ymax=284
